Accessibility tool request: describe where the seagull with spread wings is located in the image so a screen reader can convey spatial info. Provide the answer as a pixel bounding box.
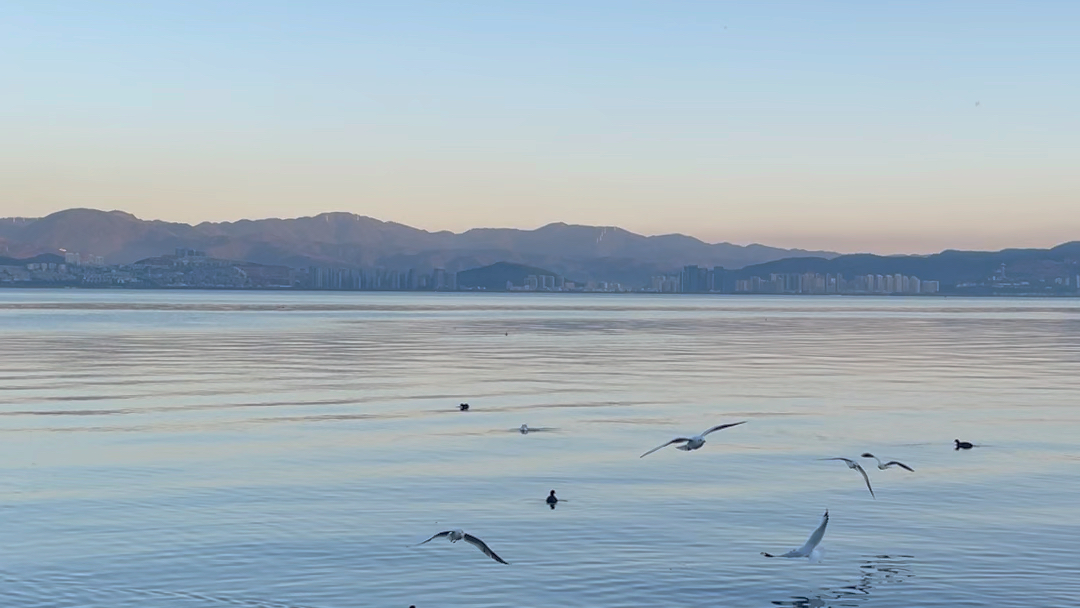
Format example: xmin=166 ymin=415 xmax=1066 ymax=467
xmin=415 ymin=529 xmax=509 ymax=564
xmin=762 ymin=510 xmax=829 ymax=562
xmin=639 ymin=421 xmax=747 ymax=458
xmin=861 ymin=452 xmax=914 ymax=472
xmin=820 ymin=457 xmax=875 ymax=498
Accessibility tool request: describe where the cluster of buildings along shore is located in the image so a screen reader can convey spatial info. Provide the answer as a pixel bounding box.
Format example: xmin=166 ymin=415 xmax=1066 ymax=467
xmin=737 ymin=272 xmax=939 ymax=294
xmin=4 ymin=249 xmax=1079 ymax=296
xmin=647 ymin=265 xmax=938 ymax=294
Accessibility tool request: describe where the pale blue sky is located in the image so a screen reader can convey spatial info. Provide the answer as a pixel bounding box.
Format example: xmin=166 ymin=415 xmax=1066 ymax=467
xmin=2 ymin=1 xmax=1078 ymax=253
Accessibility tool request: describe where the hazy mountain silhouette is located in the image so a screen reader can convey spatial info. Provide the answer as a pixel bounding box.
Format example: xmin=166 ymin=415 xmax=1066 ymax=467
xmin=457 ymin=262 xmax=565 ymax=290
xmin=0 ymin=208 xmax=837 ymax=283
xmin=0 ymin=253 xmax=64 ymax=266
xmin=737 ymin=242 xmax=1080 ymax=285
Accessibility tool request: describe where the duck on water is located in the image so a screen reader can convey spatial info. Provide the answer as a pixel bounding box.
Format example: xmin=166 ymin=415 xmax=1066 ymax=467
xmin=546 ymin=490 xmax=558 ymax=508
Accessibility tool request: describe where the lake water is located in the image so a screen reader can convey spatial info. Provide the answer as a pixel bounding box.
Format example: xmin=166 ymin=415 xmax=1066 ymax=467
xmin=1 ymin=290 xmax=1078 ymax=608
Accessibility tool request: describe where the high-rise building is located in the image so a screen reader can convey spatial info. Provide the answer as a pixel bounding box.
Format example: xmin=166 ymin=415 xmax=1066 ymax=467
xmin=681 ymin=265 xmax=708 ymax=293
xmin=709 ymin=267 xmax=728 ymax=292
xmin=432 ymin=268 xmax=446 ymax=289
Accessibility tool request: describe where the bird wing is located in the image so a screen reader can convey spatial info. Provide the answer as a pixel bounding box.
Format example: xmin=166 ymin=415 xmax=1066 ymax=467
xmin=854 ymin=463 xmax=875 ymax=498
xmin=463 ymin=533 xmax=509 ymax=564
xmin=793 ymin=510 xmax=830 ymax=556
xmin=415 ymin=531 xmax=452 ymax=546
xmin=820 ymin=457 xmax=854 ymax=465
xmin=701 ymin=421 xmax=747 ymax=436
xmin=639 ymin=438 xmax=691 ymax=458
xmin=886 ymin=461 xmax=914 ymax=472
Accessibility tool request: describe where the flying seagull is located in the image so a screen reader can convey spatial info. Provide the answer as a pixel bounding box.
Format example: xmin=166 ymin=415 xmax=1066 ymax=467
xmin=762 ymin=510 xmax=829 ymax=562
xmin=415 ymin=529 xmax=509 ymax=564
xmin=639 ymin=421 xmax=747 ymax=458
xmin=820 ymin=457 xmax=875 ymax=498
xmin=861 ymin=453 xmax=914 ymax=472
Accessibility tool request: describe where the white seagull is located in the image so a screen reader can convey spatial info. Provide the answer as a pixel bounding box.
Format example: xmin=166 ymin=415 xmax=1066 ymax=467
xmin=861 ymin=452 xmax=914 ymax=472
xmin=415 ymin=529 xmax=509 ymax=564
xmin=820 ymin=457 xmax=875 ymax=499
xmin=639 ymin=421 xmax=747 ymax=458
xmin=762 ymin=510 xmax=829 ymax=562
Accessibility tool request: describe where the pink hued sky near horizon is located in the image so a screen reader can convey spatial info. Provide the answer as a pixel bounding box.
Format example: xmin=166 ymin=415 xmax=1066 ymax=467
xmin=2 ymin=2 xmax=1078 ymax=256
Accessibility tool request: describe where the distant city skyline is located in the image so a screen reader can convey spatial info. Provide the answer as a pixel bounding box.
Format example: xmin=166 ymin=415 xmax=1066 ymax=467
xmin=2 ymin=2 xmax=1079 ymax=255
xmin=7 ymin=249 xmax=1077 ymax=297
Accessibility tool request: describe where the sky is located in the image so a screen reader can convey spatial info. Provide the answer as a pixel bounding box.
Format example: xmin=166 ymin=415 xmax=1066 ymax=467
xmin=1 ymin=1 xmax=1078 ymax=254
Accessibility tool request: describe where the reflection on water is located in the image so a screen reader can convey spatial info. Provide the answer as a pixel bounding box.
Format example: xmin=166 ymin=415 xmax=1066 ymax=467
xmin=772 ymin=556 xmax=915 ymax=607
xmin=1 ymin=292 xmax=1079 ymax=607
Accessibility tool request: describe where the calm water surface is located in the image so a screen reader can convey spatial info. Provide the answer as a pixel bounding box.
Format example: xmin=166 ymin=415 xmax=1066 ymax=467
xmin=1 ymin=291 xmax=1078 ymax=607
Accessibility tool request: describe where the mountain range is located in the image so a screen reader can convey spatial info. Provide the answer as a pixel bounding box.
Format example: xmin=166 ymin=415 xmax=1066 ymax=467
xmin=0 ymin=208 xmax=837 ymax=284
xmin=735 ymin=242 xmax=1080 ymax=286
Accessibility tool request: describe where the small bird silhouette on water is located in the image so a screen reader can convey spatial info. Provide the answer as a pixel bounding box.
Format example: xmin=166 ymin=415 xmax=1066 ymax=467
xmin=955 ymin=439 xmax=974 ymax=450
xmin=459 ymin=403 xmax=469 ymax=411
xmin=546 ymin=490 xmax=558 ymax=509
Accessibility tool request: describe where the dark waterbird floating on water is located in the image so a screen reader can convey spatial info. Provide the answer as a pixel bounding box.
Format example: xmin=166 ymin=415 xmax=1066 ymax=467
xmin=517 ymin=424 xmax=557 ymax=434
xmin=639 ymin=421 xmax=747 ymax=458
xmin=415 ymin=529 xmax=509 ymax=564
xmin=954 ymin=439 xmax=974 ymax=450
xmin=861 ymin=453 xmax=914 ymax=472
xmin=546 ymin=490 xmax=558 ymax=509
xmin=459 ymin=403 xmax=469 ymax=411
xmin=820 ymin=457 xmax=875 ymax=499
xmin=762 ymin=510 xmax=829 ymax=562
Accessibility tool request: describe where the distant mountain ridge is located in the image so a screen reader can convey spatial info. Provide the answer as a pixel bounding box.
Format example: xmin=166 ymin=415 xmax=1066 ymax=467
xmin=0 ymin=208 xmax=838 ymax=284
xmin=456 ymin=262 xmax=566 ymax=290
xmin=736 ymin=242 xmax=1080 ymax=286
